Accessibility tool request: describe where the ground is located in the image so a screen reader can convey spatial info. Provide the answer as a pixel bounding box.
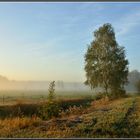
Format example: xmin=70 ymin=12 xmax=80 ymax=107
xmin=0 ymin=95 xmax=140 ymax=138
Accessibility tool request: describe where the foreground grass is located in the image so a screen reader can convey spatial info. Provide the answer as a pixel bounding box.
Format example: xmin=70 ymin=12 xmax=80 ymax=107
xmin=0 ymin=96 xmax=140 ymax=138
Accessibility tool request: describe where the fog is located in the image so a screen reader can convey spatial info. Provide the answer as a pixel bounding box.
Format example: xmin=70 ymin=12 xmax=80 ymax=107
xmin=0 ymin=70 xmax=139 ymax=93
xmin=0 ymin=80 xmax=90 ymax=91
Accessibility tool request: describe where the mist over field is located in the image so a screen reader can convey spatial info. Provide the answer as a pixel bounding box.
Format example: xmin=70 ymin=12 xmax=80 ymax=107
xmin=0 ymin=2 xmax=140 ymax=138
xmin=0 ymin=70 xmax=139 ymax=93
xmin=0 ymin=80 xmax=90 ymax=91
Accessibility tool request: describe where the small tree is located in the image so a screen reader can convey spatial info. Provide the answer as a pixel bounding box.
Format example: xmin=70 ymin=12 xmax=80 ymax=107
xmin=84 ymin=23 xmax=129 ymax=98
xmin=47 ymin=81 xmax=55 ymax=101
xmin=38 ymin=81 xmax=61 ymax=120
xmin=135 ymin=79 xmax=140 ymax=94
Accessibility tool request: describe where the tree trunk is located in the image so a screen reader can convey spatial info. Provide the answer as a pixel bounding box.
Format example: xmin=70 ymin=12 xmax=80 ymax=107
xmin=104 ymin=84 xmax=109 ymax=101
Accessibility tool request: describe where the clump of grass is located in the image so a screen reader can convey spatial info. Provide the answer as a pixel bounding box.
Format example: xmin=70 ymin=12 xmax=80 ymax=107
xmin=10 ymin=100 xmax=39 ymax=118
xmin=60 ymin=105 xmax=84 ymax=117
xmin=0 ymin=116 xmax=41 ymax=137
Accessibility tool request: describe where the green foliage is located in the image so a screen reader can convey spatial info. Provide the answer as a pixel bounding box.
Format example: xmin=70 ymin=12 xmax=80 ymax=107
xmin=38 ymin=101 xmax=61 ymax=120
xmin=38 ymin=98 xmax=92 ymax=120
xmin=109 ymin=89 xmax=126 ymax=99
xmin=47 ymin=81 xmax=55 ymax=101
xmin=84 ymin=23 xmax=129 ymax=97
xmin=38 ymin=81 xmax=61 ymax=120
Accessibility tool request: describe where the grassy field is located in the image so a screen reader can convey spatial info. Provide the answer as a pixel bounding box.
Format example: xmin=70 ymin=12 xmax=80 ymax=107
xmin=0 ymin=90 xmax=93 ymax=105
xmin=0 ymin=91 xmax=139 ymax=138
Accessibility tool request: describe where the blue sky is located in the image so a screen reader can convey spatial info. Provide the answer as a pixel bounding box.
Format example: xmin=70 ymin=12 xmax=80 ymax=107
xmin=0 ymin=2 xmax=140 ymax=82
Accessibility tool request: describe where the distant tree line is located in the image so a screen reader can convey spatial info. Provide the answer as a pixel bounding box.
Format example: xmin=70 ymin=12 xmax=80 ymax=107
xmin=129 ymin=70 xmax=140 ymax=94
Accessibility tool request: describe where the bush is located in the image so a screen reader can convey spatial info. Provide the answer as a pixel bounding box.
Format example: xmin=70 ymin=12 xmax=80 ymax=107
xmin=11 ymin=102 xmax=38 ymax=118
xmin=38 ymin=101 xmax=61 ymax=120
xmin=109 ymin=89 xmax=126 ymax=99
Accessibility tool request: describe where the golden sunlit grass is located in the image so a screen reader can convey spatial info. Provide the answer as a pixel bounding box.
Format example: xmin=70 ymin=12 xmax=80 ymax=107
xmin=0 ymin=96 xmax=140 ymax=138
xmin=0 ymin=116 xmax=41 ymax=137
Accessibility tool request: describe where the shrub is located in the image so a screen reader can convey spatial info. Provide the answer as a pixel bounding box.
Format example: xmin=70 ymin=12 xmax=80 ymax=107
xmin=38 ymin=101 xmax=61 ymax=120
xmin=109 ymin=89 xmax=126 ymax=99
xmin=11 ymin=102 xmax=38 ymax=118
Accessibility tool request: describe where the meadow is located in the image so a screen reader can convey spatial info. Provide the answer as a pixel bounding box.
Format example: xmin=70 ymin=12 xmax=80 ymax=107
xmin=0 ymin=90 xmax=139 ymax=138
xmin=0 ymin=90 xmax=93 ymax=105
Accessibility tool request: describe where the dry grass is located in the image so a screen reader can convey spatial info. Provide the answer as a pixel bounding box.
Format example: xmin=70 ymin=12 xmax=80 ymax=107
xmin=0 ymin=96 xmax=140 ymax=138
xmin=0 ymin=116 xmax=41 ymax=137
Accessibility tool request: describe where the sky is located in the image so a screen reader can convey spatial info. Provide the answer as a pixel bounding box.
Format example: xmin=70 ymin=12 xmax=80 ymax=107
xmin=0 ymin=2 xmax=140 ymax=82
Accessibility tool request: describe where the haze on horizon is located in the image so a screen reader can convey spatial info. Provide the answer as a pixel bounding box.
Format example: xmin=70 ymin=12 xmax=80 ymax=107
xmin=0 ymin=2 xmax=140 ymax=82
